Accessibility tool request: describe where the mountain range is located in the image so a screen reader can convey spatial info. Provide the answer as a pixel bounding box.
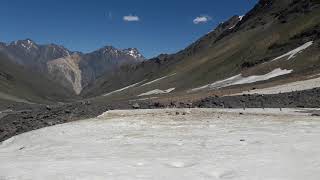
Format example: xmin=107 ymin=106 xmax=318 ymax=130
xmin=0 ymin=40 xmax=145 ymax=95
xmin=0 ymin=0 xmax=319 ymax=105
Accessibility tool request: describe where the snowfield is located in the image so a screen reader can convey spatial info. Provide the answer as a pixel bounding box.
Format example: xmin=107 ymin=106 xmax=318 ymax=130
xmin=191 ymin=68 xmax=292 ymax=92
xmin=233 ymin=75 xmax=320 ymax=95
xmin=271 ymin=41 xmax=313 ymax=62
xmin=0 ymin=108 xmax=320 ymax=180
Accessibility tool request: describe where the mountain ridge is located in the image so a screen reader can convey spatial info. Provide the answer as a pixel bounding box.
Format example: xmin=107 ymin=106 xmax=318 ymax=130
xmin=0 ymin=39 xmax=145 ymax=94
xmin=82 ymin=0 xmax=320 ymax=102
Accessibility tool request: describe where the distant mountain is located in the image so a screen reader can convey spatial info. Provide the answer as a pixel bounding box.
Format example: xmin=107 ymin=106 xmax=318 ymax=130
xmin=83 ymin=0 xmax=320 ymax=102
xmin=0 ymin=39 xmax=70 ymax=72
xmin=0 ymin=52 xmax=76 ymax=103
xmin=0 ymin=40 xmax=145 ymax=94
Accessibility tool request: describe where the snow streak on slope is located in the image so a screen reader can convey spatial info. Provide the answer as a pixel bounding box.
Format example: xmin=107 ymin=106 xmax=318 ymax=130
xmin=229 ymin=15 xmax=244 ymax=30
xmin=0 ymin=109 xmax=319 ymax=180
xmin=191 ymin=68 xmax=292 ymax=92
xmin=138 ymin=88 xmax=175 ymax=96
xmin=233 ymin=76 xmax=320 ymax=95
xmin=271 ymin=41 xmax=313 ymax=62
xmin=103 ymin=80 xmax=146 ymax=96
xmin=140 ymin=73 xmax=176 ymax=87
xmin=239 ymin=15 xmax=244 ymax=21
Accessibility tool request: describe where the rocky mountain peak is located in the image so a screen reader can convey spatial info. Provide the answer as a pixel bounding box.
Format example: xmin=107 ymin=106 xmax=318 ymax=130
xmin=46 ymin=43 xmax=71 ymax=57
xmin=95 ymin=46 xmax=145 ymax=61
xmin=10 ymin=39 xmax=38 ymax=51
xmin=123 ymin=48 xmax=145 ymax=60
xmin=94 ymin=46 xmax=120 ymax=56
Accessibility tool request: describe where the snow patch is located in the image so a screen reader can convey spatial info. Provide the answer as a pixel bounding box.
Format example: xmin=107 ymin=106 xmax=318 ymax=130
xmin=233 ymin=76 xmax=320 ymax=95
xmin=191 ymin=68 xmax=292 ymax=92
xmin=140 ymin=73 xmax=176 ymax=87
xmin=271 ymin=41 xmax=313 ymax=62
xmin=123 ymin=48 xmax=143 ymax=59
xmin=0 ymin=108 xmax=319 ymax=179
xmin=103 ymin=80 xmax=146 ymax=96
xmin=138 ymin=88 xmax=175 ymax=96
xmin=128 ymin=49 xmax=138 ymax=58
xmin=239 ymin=15 xmax=244 ymax=21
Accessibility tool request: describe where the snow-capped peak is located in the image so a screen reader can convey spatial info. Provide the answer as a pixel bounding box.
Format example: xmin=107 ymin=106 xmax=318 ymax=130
xmin=99 ymin=46 xmax=119 ymax=55
xmin=12 ymin=39 xmax=38 ymax=51
xmin=123 ymin=48 xmax=144 ymax=60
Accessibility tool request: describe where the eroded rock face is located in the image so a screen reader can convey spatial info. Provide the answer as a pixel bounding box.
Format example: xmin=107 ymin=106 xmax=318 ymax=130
xmin=47 ymin=54 xmax=83 ymax=94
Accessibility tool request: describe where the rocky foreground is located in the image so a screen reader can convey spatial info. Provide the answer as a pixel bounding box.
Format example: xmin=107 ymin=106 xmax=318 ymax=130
xmin=1 ymin=88 xmax=320 ymax=142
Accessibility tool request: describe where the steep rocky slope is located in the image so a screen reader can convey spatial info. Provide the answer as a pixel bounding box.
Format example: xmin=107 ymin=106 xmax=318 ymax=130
xmin=47 ymin=54 xmax=83 ymax=94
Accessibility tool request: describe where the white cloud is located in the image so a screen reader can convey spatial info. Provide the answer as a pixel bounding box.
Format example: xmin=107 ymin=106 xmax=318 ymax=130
xmin=193 ymin=15 xmax=212 ymax=24
xmin=123 ymin=15 xmax=140 ymax=22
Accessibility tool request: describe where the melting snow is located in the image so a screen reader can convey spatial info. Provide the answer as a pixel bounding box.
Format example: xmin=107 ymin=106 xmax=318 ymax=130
xmin=233 ymin=76 xmax=320 ymax=95
xmin=191 ymin=68 xmax=292 ymax=92
xmin=138 ymin=88 xmax=175 ymax=96
xmin=0 ymin=108 xmax=319 ymax=180
xmin=103 ymin=80 xmax=146 ymax=96
xmin=271 ymin=41 xmax=313 ymax=62
xmin=140 ymin=73 xmax=176 ymax=87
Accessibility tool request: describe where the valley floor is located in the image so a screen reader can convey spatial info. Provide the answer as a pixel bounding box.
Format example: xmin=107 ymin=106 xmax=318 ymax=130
xmin=0 ymin=108 xmax=320 ymax=180
xmin=2 ymin=87 xmax=320 ymax=142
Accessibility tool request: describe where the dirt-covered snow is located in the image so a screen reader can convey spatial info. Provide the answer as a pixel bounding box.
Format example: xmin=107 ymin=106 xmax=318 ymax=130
xmin=138 ymin=88 xmax=175 ymax=96
xmin=0 ymin=108 xmax=320 ymax=180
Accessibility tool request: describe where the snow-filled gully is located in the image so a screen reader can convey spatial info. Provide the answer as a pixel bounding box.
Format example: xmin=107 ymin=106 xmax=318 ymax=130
xmin=0 ymin=108 xmax=320 ymax=180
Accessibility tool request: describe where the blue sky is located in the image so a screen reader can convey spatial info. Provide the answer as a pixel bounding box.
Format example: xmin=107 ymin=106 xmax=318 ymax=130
xmin=0 ymin=0 xmax=258 ymax=58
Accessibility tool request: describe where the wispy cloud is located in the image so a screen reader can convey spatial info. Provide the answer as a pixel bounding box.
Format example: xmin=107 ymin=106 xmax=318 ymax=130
xmin=193 ymin=15 xmax=212 ymax=24
xmin=123 ymin=15 xmax=140 ymax=22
